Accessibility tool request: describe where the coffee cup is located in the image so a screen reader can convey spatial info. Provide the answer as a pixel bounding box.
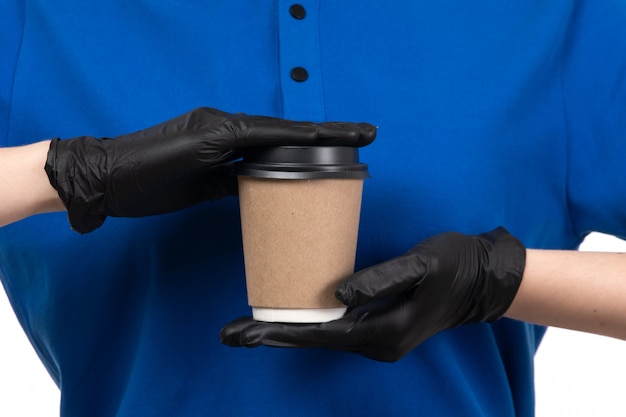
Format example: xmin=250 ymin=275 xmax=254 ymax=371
xmin=234 ymin=146 xmax=369 ymax=323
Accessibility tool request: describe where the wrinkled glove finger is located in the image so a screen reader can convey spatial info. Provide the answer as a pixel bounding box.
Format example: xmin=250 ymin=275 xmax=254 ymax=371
xmin=220 ymin=318 xmax=323 ymax=348
xmin=336 ymin=253 xmax=428 ymax=307
xmin=220 ymin=316 xmax=363 ymax=350
xmin=229 ymin=117 xmax=376 ymax=148
xmin=314 ymin=122 xmax=377 ymax=146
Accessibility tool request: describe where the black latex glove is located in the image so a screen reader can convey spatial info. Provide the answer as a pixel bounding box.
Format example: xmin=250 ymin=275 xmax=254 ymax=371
xmin=221 ymin=227 xmax=525 ymax=362
xmin=45 ymin=107 xmax=376 ymax=233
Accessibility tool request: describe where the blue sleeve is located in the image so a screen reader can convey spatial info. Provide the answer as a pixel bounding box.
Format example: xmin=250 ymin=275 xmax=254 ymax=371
xmin=565 ymin=1 xmax=626 ymax=239
xmin=0 ymin=0 xmax=24 ymax=146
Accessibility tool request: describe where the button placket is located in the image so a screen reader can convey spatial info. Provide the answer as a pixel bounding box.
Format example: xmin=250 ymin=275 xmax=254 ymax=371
xmin=289 ymin=4 xmax=308 ymax=83
xmin=278 ymin=0 xmax=324 ymax=120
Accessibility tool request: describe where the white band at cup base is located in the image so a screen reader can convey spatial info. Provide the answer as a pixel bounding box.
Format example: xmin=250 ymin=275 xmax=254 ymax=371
xmin=252 ymin=307 xmax=347 ymax=323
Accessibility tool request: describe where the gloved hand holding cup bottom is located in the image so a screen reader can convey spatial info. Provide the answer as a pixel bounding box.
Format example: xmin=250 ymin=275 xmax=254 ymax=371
xmin=220 ymin=227 xmax=526 ymax=362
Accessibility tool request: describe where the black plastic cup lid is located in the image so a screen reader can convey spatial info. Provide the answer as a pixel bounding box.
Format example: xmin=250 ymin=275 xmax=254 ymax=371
xmin=233 ymin=146 xmax=370 ymax=180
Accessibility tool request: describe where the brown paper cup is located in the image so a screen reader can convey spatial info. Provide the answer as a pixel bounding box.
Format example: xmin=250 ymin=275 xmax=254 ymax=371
xmin=234 ymin=146 xmax=369 ymax=323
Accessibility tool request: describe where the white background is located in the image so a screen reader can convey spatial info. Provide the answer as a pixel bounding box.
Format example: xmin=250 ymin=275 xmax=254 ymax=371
xmin=1 ymin=232 xmax=625 ymax=416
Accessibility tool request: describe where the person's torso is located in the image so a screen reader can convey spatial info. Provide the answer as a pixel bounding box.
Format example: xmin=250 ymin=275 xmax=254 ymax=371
xmin=1 ymin=1 xmax=617 ymax=416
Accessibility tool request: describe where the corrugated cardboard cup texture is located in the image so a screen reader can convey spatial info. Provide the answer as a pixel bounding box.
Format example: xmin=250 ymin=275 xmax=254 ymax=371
xmin=238 ymin=176 xmax=364 ymax=310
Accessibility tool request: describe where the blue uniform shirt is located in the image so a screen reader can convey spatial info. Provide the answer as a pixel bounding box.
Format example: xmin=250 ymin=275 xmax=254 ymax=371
xmin=1 ymin=1 xmax=625 ymax=416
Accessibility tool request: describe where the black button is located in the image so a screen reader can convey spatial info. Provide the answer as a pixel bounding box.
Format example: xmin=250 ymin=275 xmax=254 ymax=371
xmin=289 ymin=4 xmax=306 ymax=19
xmin=290 ymin=67 xmax=309 ymax=82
